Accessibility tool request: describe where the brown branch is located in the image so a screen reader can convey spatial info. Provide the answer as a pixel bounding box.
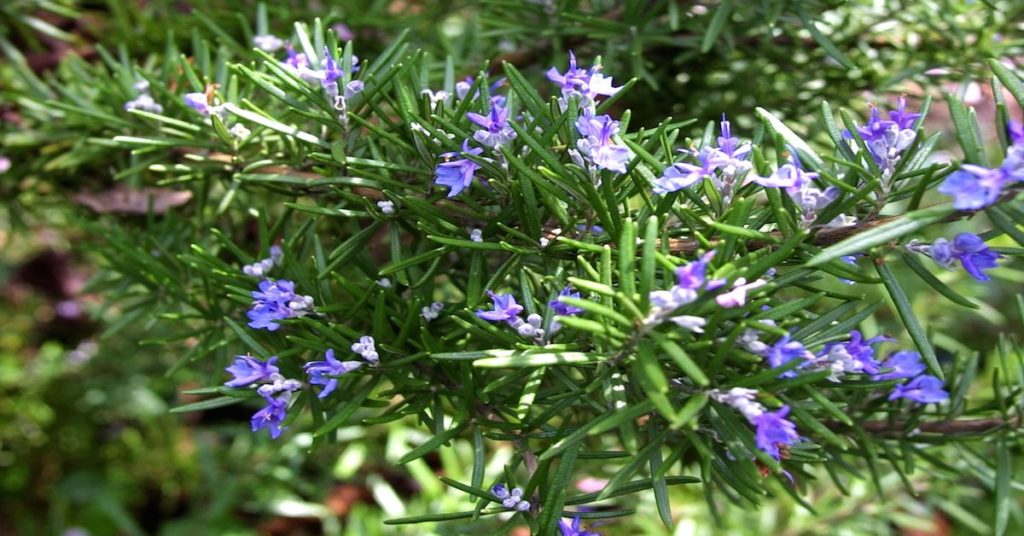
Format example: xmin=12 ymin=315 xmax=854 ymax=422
xmin=831 ymin=415 xmax=1020 ymax=437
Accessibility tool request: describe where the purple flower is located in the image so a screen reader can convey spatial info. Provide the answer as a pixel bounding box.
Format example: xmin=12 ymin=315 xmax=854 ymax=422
xmin=938 ymin=164 xmax=1015 ymax=210
xmin=939 ymin=141 xmax=1024 ymax=210
xmin=844 ymin=97 xmax=918 ymax=172
xmin=927 ymin=233 xmax=1001 ymax=281
xmin=819 ymin=330 xmax=890 ymax=377
xmin=183 ymin=92 xmax=211 ymax=115
xmin=888 ymin=375 xmax=949 ymax=404
xmin=321 ymin=47 xmax=342 ymax=86
xmin=575 ymin=112 xmax=632 ymax=173
xmin=675 ymin=251 xmax=715 ymax=290
xmin=344 ymin=80 xmax=364 ymax=100
xmin=754 ymin=154 xmax=838 ymax=226
xmin=717 ymin=115 xmax=750 ymax=160
xmin=1009 ymin=120 xmax=1024 ymax=146
xmin=490 ymin=483 xmax=510 ymax=499
xmin=715 ymin=278 xmax=767 ymax=308
xmin=124 ymin=93 xmax=163 ymax=113
xmin=872 ymin=350 xmax=926 ymax=381
xmin=251 ymin=394 xmax=289 ymax=439
xmin=243 ymin=245 xmax=283 ymax=277
xmin=655 ymin=116 xmax=754 ymax=196
xmin=550 ymin=287 xmax=584 ymax=316
xmin=653 ymin=147 xmax=727 ymax=194
xmin=476 ymin=291 xmax=524 ymax=325
xmin=435 ymin=141 xmax=484 ymax=197
xmin=889 ymin=96 xmax=921 ymax=130
xmin=467 ymin=96 xmax=517 ymax=148
xmin=764 ymin=335 xmax=810 ymax=378
xmin=751 ymin=405 xmax=800 ymax=460
xmin=246 ymin=279 xmax=314 ymax=331
xmin=304 ymin=349 xmax=364 ymax=398
xmin=225 ymin=355 xmax=280 ymax=387
xmin=751 ymin=155 xmax=817 ymax=189
xmin=547 ymin=51 xmax=620 ymax=104
xmin=491 ymin=483 xmax=529 ymax=511
xmin=559 ymin=516 xmax=601 ymax=536
xmin=351 ymin=335 xmax=380 ymax=364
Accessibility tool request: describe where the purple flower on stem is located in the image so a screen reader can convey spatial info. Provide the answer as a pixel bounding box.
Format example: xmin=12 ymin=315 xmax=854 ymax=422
xmin=751 ymin=405 xmax=800 ymax=460
xmin=546 ymin=51 xmax=620 ymax=104
xmin=575 ymin=112 xmax=632 ymax=173
xmin=717 ymin=115 xmax=751 ymax=161
xmin=938 ymin=164 xmax=1016 ymax=210
xmin=491 ymin=483 xmax=530 ymax=511
xmin=674 ymin=251 xmax=716 ymax=290
xmin=715 ymin=277 xmax=767 ymax=308
xmin=321 ymin=47 xmax=342 ymax=86
xmin=246 ymin=279 xmax=314 ymax=331
xmin=476 ymin=291 xmax=524 ymax=325
xmin=754 ymin=153 xmax=839 ymax=227
xmin=251 ymin=394 xmax=289 ymax=439
xmin=851 ymin=100 xmax=917 ymax=169
xmin=764 ymin=334 xmax=810 ymax=378
xmin=559 ymin=516 xmax=601 ymax=536
xmin=926 ymin=233 xmax=1001 ymax=281
xmin=304 ymin=349 xmax=364 ymax=398
xmin=435 ymin=141 xmax=484 ymax=197
xmin=550 ymin=287 xmax=584 ymax=316
xmin=653 ymin=147 xmax=728 ymax=194
xmin=888 ymin=375 xmax=949 ymax=404
xmin=818 ymin=330 xmax=890 ymax=378
xmin=939 ymin=136 xmax=1024 ymax=210
xmin=872 ymin=350 xmax=926 ymax=381
xmin=243 ymin=245 xmax=283 ymax=277
xmin=467 ymin=96 xmax=517 ymax=148
xmin=225 ymin=355 xmax=280 ymax=387
xmin=183 ymin=92 xmax=211 ymax=115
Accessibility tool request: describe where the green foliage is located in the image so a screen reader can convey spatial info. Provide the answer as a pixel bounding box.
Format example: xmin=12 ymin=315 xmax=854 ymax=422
xmin=3 ymin=0 xmax=1024 ymax=534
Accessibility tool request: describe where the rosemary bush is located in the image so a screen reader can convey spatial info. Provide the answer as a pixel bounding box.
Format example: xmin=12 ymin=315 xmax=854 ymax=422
xmin=3 ymin=1 xmax=1024 ymax=534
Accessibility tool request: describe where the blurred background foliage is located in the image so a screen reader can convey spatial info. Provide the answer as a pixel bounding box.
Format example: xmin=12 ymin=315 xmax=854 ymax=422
xmin=2 ymin=0 xmax=1024 ymax=534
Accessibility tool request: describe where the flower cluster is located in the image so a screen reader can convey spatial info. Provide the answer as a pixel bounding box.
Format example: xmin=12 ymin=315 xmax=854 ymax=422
xmin=421 ymin=302 xmax=444 ymax=321
xmin=845 ymin=96 xmax=919 ymax=177
xmin=575 ymin=111 xmax=631 ymax=173
xmin=939 ymin=121 xmax=1024 ymax=210
xmin=431 ymin=78 xmax=511 ymax=197
xmin=476 ymin=291 xmax=545 ymax=342
xmin=476 ymin=287 xmax=584 ymax=342
xmin=908 ymin=232 xmax=1001 ymax=281
xmin=467 ymin=96 xmax=516 ymax=148
xmin=224 ymin=338 xmax=381 ymax=437
xmin=644 ymin=251 xmax=771 ymax=332
xmin=246 ymin=279 xmax=314 ymax=331
xmin=490 ymin=483 xmax=530 ymax=512
xmin=654 ymin=116 xmax=753 ymax=200
xmin=304 ymin=340 xmax=377 ymax=399
xmin=759 ymin=153 xmax=850 ymax=228
xmin=546 ymin=51 xmax=620 ymax=108
xmin=710 ymin=388 xmax=801 ymax=460
xmin=548 ymin=53 xmax=631 ymax=175
xmin=758 ymin=330 xmax=949 ymax=404
xmin=242 ymin=245 xmax=283 ymax=278
xmin=224 ymin=355 xmax=302 ymax=439
xmin=124 ymin=80 xmax=163 ymax=114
